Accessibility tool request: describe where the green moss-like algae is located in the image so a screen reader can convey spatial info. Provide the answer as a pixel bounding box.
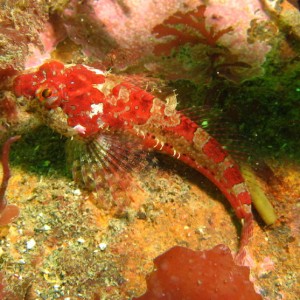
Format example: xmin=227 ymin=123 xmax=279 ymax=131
xmin=10 ymin=126 xmax=69 ymax=178
xmin=173 ymin=56 xmax=300 ymax=163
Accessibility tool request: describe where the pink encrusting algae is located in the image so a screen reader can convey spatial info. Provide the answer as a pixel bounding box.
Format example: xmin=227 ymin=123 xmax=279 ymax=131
xmin=61 ymin=1 xmax=273 ymax=82
xmin=13 ymin=60 xmax=255 ymax=262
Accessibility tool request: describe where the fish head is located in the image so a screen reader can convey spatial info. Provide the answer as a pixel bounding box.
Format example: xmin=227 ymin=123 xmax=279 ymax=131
xmin=13 ymin=61 xmax=67 ymax=109
xmin=13 ymin=60 xmax=106 ymax=111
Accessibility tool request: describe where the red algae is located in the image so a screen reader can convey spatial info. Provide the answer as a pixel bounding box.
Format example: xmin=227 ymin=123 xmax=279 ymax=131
xmin=134 ymin=244 xmax=262 ymax=300
xmin=152 ymin=5 xmax=233 ymax=56
xmin=0 ymin=136 xmax=21 ymax=226
xmin=0 ymin=93 xmax=18 ymax=122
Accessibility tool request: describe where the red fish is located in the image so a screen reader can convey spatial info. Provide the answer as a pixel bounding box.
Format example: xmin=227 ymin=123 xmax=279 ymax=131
xmin=13 ymin=60 xmax=254 ymax=261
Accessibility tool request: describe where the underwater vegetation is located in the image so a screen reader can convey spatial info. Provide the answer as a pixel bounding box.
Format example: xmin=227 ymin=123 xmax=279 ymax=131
xmin=0 ymin=136 xmax=20 ymax=226
xmin=0 ymin=0 xmax=300 ymax=299
xmin=0 ymin=0 xmax=47 ymax=71
xmin=134 ymin=245 xmax=262 ymax=300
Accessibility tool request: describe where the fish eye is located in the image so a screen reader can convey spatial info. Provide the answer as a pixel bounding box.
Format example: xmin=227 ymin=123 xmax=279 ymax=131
xmin=41 ymin=88 xmax=52 ymax=98
xmin=36 ymin=85 xmax=60 ymax=108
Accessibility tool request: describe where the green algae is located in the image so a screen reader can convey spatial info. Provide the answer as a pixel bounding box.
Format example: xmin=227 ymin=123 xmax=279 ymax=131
xmin=10 ymin=126 xmax=69 ymax=178
xmin=172 ymin=56 xmax=300 ymax=164
xmin=169 ymin=47 xmax=300 ymax=227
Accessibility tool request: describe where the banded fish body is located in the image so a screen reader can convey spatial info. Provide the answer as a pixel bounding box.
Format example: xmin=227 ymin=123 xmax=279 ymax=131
xmin=13 ymin=60 xmax=254 ymax=260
